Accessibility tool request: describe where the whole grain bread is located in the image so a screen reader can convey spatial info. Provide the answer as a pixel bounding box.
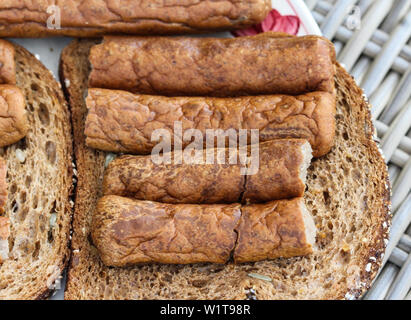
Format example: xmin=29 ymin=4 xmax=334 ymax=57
xmin=0 ymin=43 xmax=73 ymax=300
xmin=61 ymin=39 xmax=390 ymax=300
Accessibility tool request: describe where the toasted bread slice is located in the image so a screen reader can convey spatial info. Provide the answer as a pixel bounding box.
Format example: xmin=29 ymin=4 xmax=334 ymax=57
xmin=0 ymin=43 xmax=73 ymax=299
xmin=61 ymin=39 xmax=390 ymax=300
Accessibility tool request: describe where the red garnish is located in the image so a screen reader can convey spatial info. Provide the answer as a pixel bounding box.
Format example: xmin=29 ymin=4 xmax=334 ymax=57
xmin=233 ymin=9 xmax=301 ymax=37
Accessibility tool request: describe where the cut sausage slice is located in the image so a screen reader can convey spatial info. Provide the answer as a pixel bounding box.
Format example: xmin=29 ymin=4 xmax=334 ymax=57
xmin=234 ymin=198 xmax=316 ymax=263
xmin=92 ymin=195 xmax=241 ymax=266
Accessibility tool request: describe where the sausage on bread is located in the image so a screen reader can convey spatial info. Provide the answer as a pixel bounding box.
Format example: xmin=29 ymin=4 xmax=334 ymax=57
xmin=85 ymin=89 xmax=335 ymax=157
xmin=0 ymin=85 xmax=28 ymax=148
xmin=92 ymin=196 xmax=315 ymax=266
xmin=103 ymin=140 xmax=312 ymax=204
xmin=89 ymin=33 xmax=336 ymax=96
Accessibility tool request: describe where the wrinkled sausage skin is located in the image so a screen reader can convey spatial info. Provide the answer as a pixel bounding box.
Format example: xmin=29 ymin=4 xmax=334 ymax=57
xmin=103 ymin=140 xmax=311 ymax=204
xmin=234 ymin=198 xmax=315 ymax=263
xmin=242 ymin=140 xmax=311 ymax=203
xmin=89 ymin=33 xmax=336 ymax=96
xmin=85 ymin=89 xmax=335 ymax=157
xmin=0 ymin=85 xmax=28 ymax=148
xmin=0 ymin=40 xmax=15 ymax=85
xmin=92 ymin=195 xmax=242 ymax=266
xmin=103 ymin=149 xmax=245 ymax=204
xmin=92 ymin=196 xmax=315 ymax=266
xmin=0 ymin=0 xmax=272 ymax=37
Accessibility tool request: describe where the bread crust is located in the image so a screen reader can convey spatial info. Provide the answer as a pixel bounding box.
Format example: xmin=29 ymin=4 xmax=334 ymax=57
xmin=103 ymin=140 xmax=310 ymax=204
xmin=0 ymin=0 xmax=271 ymax=37
xmin=0 ymin=40 xmax=16 ymax=85
xmin=92 ymin=195 xmax=242 ymax=266
xmin=85 ymin=89 xmax=335 ymax=157
xmin=88 ymin=33 xmax=336 ymax=96
xmin=0 ymin=85 xmax=28 ymax=148
xmin=61 ymin=40 xmax=391 ymax=300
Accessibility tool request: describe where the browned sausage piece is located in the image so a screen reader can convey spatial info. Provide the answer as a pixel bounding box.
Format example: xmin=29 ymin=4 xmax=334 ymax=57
xmin=0 ymin=216 xmax=10 ymax=263
xmin=0 ymin=40 xmax=15 ymax=85
xmin=0 ymin=157 xmax=6 ymax=214
xmin=0 ymin=0 xmax=271 ymax=37
xmin=88 ymin=33 xmax=336 ymax=96
xmin=242 ymin=140 xmax=312 ymax=203
xmin=234 ymin=198 xmax=316 ymax=263
xmin=85 ymin=88 xmax=335 ymax=157
xmin=0 ymin=85 xmax=28 ymax=148
xmin=103 ymin=140 xmax=312 ymax=204
xmin=92 ymin=195 xmax=241 ymax=266
xmin=103 ymin=148 xmax=245 ymax=204
xmin=92 ymin=196 xmax=315 ymax=266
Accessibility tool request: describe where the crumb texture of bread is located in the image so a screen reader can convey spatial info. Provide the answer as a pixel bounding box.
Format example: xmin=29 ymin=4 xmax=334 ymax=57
xmin=62 ymin=40 xmax=390 ymax=300
xmin=0 ymin=44 xmax=73 ymax=300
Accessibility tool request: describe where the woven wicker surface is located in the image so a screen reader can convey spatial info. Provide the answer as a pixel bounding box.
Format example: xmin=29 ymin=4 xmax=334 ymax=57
xmin=305 ymin=0 xmax=411 ymax=300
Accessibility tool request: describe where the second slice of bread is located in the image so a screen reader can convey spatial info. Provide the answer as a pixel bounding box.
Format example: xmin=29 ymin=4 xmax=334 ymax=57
xmin=0 ymin=44 xmax=73 ymax=299
xmin=61 ymin=39 xmax=390 ymax=300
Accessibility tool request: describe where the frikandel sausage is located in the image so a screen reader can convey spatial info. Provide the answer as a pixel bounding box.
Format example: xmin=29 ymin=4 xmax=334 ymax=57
xmin=88 ymin=33 xmax=336 ymax=96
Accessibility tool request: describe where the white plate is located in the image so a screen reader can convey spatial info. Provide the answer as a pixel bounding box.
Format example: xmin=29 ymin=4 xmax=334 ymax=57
xmin=6 ymin=0 xmax=320 ymax=300
xmin=276 ymin=0 xmax=322 ymax=36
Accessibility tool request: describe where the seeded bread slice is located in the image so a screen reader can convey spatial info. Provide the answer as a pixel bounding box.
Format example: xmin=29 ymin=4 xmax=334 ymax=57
xmin=0 ymin=43 xmax=73 ymax=300
xmin=61 ymin=39 xmax=390 ymax=300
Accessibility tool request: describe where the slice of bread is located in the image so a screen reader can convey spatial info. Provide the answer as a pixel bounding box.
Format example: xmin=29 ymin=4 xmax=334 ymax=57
xmin=0 ymin=43 xmax=73 ymax=299
xmin=61 ymin=39 xmax=390 ymax=300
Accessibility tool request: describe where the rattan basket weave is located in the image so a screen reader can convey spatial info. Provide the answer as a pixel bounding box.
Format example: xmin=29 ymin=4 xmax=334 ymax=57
xmin=306 ymin=0 xmax=411 ymax=300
